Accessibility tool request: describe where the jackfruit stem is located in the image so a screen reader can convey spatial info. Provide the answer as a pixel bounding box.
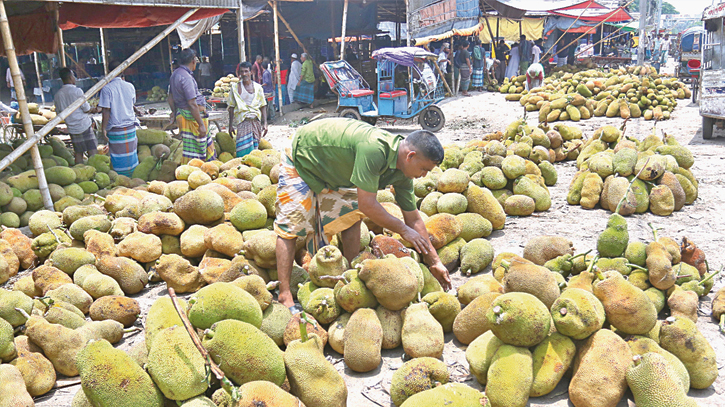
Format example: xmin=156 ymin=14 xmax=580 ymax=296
xmin=318 ymin=275 xmax=348 ymax=284
xmin=14 ymin=307 xmax=31 ymax=320
xmin=123 ymin=327 xmax=141 ymax=334
xmin=615 ymin=158 xmax=649 ymax=215
xmin=299 ymin=312 xmax=309 ymax=342
xmin=570 ymin=250 xmax=592 ymax=261
xmin=719 ymin=314 xmax=724 ymax=334
xmin=647 ymin=222 xmax=659 ymax=242
xmin=266 ymin=281 xmax=280 ymax=291
xmin=90 ymin=194 xmax=106 ymax=202
xmin=698 ymin=266 xmax=723 ymax=287
xmin=500 ymin=259 xmax=511 ymax=270
xmin=586 ymin=255 xmax=600 ymax=276
xmin=46 ymin=225 xmax=62 ymax=245
xmin=626 ymin=263 xmax=648 ymax=272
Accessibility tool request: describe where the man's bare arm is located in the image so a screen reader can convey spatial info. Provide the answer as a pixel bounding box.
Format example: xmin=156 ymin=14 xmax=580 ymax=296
xmin=402 ymin=209 xmax=451 ymax=290
xmin=358 ymin=189 xmax=429 ymax=255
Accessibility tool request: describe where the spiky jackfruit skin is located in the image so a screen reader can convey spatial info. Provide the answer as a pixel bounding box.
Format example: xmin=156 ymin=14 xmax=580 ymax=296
xmin=284 ymin=334 xmax=348 ymax=407
xmin=459 ymin=238 xmax=494 ymax=276
xmin=50 ymin=247 xmax=96 ymax=275
xmin=486 ymin=345 xmax=533 ymax=407
xmin=76 ymin=339 xmax=164 ymax=407
xmin=453 ymin=292 xmax=501 ymax=345
xmin=456 ymin=274 xmax=503 ymax=305
xmin=592 ymin=271 xmax=657 ymax=335
xmin=523 ymin=235 xmax=574 ymax=265
xmin=390 ymin=357 xmax=450 ymax=406
xmin=597 ymin=213 xmax=629 ymax=258
xmin=569 ymin=329 xmax=632 ymax=407
xmin=626 ymin=336 xmax=690 ymax=392
xmin=660 ymin=316 xmax=718 ymax=389
xmin=502 ymin=260 xmax=560 ymax=309
xmin=146 ymin=326 xmax=208 ymax=400
xmin=302 ymin=287 xmax=340 ymax=325
xmin=144 ymin=297 xmax=187 ymax=351
xmin=0 ymin=364 xmax=34 ymax=407
xmin=551 ymin=288 xmax=605 ymax=340
xmin=421 ymin=291 xmax=460 ymax=333
xmin=10 ymin=342 xmax=56 ymax=396
xmin=486 ymin=292 xmax=551 ymax=348
xmin=187 ymin=282 xmax=263 ymax=329
xmin=377 ymin=306 xmax=403 ymax=350
xmin=399 ymin=383 xmax=489 ymax=407
xmin=402 ymin=302 xmax=444 ymax=359
xmin=343 ymin=308 xmax=383 ymax=373
xmin=465 ymin=330 xmax=504 ymax=385
xmin=235 ymin=381 xmax=305 ymax=407
xmin=202 ymin=319 xmax=285 ymax=386
xmin=0 ymin=316 xmax=17 ymax=362
xmin=465 ymin=184 xmax=506 ymax=230
xmin=530 ymin=332 xmax=576 ymax=397
xmin=334 ymin=269 xmax=378 ymax=313
xmin=626 ymin=353 xmax=698 ymax=407
xmin=358 ymin=257 xmax=418 ymax=311
xmin=25 ymin=316 xmax=85 ymax=376
xmin=424 ymin=213 xmax=462 ymax=249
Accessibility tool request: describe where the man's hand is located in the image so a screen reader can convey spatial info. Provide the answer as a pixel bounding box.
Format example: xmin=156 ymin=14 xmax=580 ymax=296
xmin=199 ymin=124 xmax=207 ymax=138
xmin=428 ymin=260 xmax=452 ymax=291
xmin=228 ymin=123 xmax=235 ymax=135
xmin=399 ymin=226 xmax=430 ymax=256
xmin=261 ymin=122 xmax=268 ymax=137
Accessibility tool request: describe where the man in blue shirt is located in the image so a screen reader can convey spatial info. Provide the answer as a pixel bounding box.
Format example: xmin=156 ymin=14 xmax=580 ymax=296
xmin=99 ymin=60 xmax=139 ymax=176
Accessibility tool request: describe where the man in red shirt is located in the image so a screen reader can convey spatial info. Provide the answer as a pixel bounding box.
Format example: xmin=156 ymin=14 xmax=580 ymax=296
xmin=252 ymin=55 xmax=264 ymax=84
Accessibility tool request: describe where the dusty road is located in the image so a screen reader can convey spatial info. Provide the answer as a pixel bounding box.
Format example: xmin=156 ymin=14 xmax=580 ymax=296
xmin=36 ymin=87 xmax=725 ymax=406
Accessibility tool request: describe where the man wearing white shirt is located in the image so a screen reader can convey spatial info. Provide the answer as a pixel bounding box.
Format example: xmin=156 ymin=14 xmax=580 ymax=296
xmin=532 ymin=40 xmax=542 ymax=64
xmin=6 ymin=67 xmax=25 ymax=101
xmin=54 ymin=68 xmax=98 ymax=164
xmin=660 ymin=35 xmax=670 ymax=65
xmin=287 ymin=53 xmax=302 ymax=104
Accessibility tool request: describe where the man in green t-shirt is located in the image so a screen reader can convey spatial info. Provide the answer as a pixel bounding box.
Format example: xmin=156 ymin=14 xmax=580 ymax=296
xmin=275 ymin=118 xmax=451 ymax=308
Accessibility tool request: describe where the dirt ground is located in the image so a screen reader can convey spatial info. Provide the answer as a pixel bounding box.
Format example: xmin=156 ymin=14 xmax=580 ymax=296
xmin=33 ymin=73 xmax=725 ymax=406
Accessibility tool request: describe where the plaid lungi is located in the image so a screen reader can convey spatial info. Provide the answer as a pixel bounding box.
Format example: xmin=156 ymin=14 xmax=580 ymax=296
xmin=69 ymin=125 xmax=98 ymax=154
xmin=294 ymin=81 xmax=315 ymax=105
xmin=178 ymin=108 xmax=216 ymax=164
xmin=274 ymin=155 xmax=366 ymax=254
xmin=235 ymin=118 xmax=262 ymax=158
xmin=471 ymin=68 xmax=484 ymax=88
xmin=106 ymin=125 xmax=138 ymax=177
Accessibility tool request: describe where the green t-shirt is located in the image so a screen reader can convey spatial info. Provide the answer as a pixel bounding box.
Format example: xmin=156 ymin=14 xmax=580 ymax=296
xmin=300 ymin=59 xmax=315 ymax=83
xmin=292 ymin=118 xmax=416 ymax=212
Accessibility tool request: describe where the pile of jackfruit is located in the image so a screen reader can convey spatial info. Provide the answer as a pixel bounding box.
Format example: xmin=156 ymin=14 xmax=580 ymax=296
xmin=145 ymin=86 xmax=167 ymax=103
xmin=499 ymin=65 xmax=691 ymax=122
xmin=13 ymin=103 xmax=56 ymax=126
xmin=568 ymin=125 xmax=698 ymax=216
xmin=211 ymin=74 xmax=238 ymax=99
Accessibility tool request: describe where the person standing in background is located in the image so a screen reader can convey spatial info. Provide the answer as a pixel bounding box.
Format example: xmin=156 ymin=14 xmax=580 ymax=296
xmin=287 ymin=53 xmax=301 ymax=104
xmin=6 ymin=66 xmax=24 ymax=101
xmin=437 ymin=43 xmax=452 ymax=92
xmin=518 ymin=35 xmax=532 ymax=75
xmin=262 ymin=57 xmax=274 ymax=95
xmin=198 ymin=56 xmax=212 ymax=90
xmin=99 ymin=60 xmax=139 ymax=176
xmin=252 ymin=55 xmax=264 ymax=84
xmin=168 ymin=49 xmax=215 ymax=164
xmin=506 ymin=42 xmax=520 ymax=77
xmin=227 ymin=61 xmax=267 ymax=158
xmin=55 ymin=68 xmax=98 ymax=164
xmin=495 ymin=39 xmax=509 ymax=80
xmin=532 ymin=39 xmax=542 ymax=64
xmin=456 ymin=40 xmax=472 ymax=96
xmin=660 ymin=34 xmax=670 ymax=65
xmin=470 ymin=38 xmax=484 ymax=92
xmin=295 ymin=53 xmax=315 ymax=109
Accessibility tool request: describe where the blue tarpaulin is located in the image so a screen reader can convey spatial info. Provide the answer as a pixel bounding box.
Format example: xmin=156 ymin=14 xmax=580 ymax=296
xmin=409 ymin=0 xmax=481 ymax=39
xmin=280 ymin=1 xmax=378 ymax=41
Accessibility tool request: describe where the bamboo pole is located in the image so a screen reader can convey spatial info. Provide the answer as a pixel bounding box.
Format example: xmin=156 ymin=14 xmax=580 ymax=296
xmin=0 ymin=1 xmax=53 ymax=210
xmin=272 ymin=1 xmax=284 ymax=117
xmin=33 ymin=53 xmax=45 ymax=105
xmin=0 ymin=8 xmax=200 ymax=174
xmin=637 ymin=0 xmax=647 ymax=64
xmin=434 ymin=62 xmax=452 ymax=95
xmin=576 ymin=28 xmax=629 ymax=58
xmin=238 ymin=0 xmax=247 ymax=63
xmin=56 ymin=9 xmax=66 ymax=68
xmin=405 ymin=0 xmax=411 ymax=46
xmin=340 ymin=0 xmax=349 ymax=60
xmin=168 ymin=36 xmax=173 ymax=72
xmin=329 ymin=2 xmax=338 ymax=59
xmin=274 ymin=4 xmax=315 ymax=65
xmin=544 ymin=1 xmax=595 ymax=56
xmin=245 ymin=21 xmax=252 ymax=60
xmin=99 ymin=27 xmax=108 ymax=75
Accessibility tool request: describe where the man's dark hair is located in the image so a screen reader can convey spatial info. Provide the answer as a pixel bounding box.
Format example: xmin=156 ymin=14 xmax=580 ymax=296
xmin=406 ymin=130 xmax=444 ymax=164
xmin=239 ymin=61 xmax=253 ymax=70
xmin=179 ymin=48 xmax=197 ymax=65
xmin=59 ymin=67 xmax=73 ymax=83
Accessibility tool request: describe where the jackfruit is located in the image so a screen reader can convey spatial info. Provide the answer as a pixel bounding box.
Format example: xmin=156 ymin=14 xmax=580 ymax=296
xmin=89 ymin=295 xmax=140 ymax=327
xmin=32 ymin=264 xmax=73 ymax=295
xmin=302 ymin=287 xmax=340 ymax=324
xmin=568 ymin=329 xmax=632 ymax=407
xmin=401 ymin=302 xmax=444 ymax=358
xmin=173 ymin=189 xmax=224 ymax=225
xmin=486 ymin=292 xmax=550 ymax=347
xmin=626 ymin=335 xmax=690 ymax=392
xmin=551 ymin=288 xmax=605 ymax=340
xmin=358 ymin=257 xmax=418 ymax=310
xmin=530 ymin=332 xmax=576 ymax=397
xmin=0 ymin=364 xmax=35 ymax=407
xmin=146 ymin=326 xmax=208 ymax=400
xmin=137 ymin=211 xmax=186 ymax=236
xmin=69 ymin=215 xmax=112 ymax=241
xmin=593 ymin=270 xmax=656 ymax=334
xmin=660 ymin=316 xmax=718 ymax=389
xmin=343 ymin=308 xmax=383 ymax=372
xmin=117 ymin=232 xmax=162 ymax=263
xmin=47 ymin=283 xmax=93 ymax=314
xmin=424 ymin=213 xmax=462 ymax=249
xmin=502 ymin=259 xmax=560 ymax=309
xmin=486 ymin=344 xmax=533 ymax=407
xmin=626 ymin=352 xmax=698 ymax=407
xmin=50 ymin=246 xmax=96 ymax=275
xmin=437 ymin=168 xmax=469 ymax=193
xmin=421 ymin=291 xmax=460 ymax=333
xmin=334 ymin=269 xmax=378 ymax=313
xmin=390 ymin=357 xmax=450 ymax=406
xmin=234 ymin=381 xmax=305 ymax=407
xmin=307 ymin=245 xmax=349 ymax=287
xmin=9 ymin=337 xmax=56 ymax=396
xmin=187 ymin=282 xmax=262 ymax=329
xmin=28 ymin=209 xmax=62 ymax=237
xmin=456 ymin=274 xmax=503 ymax=305
xmin=260 ymin=301 xmax=293 ymax=347
xmin=0 ymin=289 xmax=34 ymax=327
xmin=456 ymin=212 xmax=492 ymax=241
xmin=76 ymin=339 xmax=164 ymax=407
xmin=25 ymin=316 xmax=85 ymax=376
xmin=144 ymin=297 xmax=187 ymax=351
xmin=96 ymin=256 xmax=148 ymax=295
xmin=597 ymin=213 xmax=629 ymax=258
xmin=465 ymin=185 xmax=506 ymax=230
xmin=376 ymin=305 xmax=403 ymax=349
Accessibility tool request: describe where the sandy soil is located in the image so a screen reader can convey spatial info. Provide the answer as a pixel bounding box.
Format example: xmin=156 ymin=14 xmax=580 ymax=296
xmin=33 ymin=75 xmax=725 ymax=406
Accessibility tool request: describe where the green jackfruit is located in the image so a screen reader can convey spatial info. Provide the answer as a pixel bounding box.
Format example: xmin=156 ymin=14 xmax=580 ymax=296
xmin=402 ymin=302 xmax=444 ymax=358
xmin=530 ymin=333 xmax=576 ymax=397
xmin=421 ymin=291 xmax=460 ymax=332
xmin=76 ymin=339 xmax=164 ymax=407
xmin=50 ymin=247 xmax=96 ymax=275
xmin=45 ymin=166 xmax=77 ymax=186
xmin=25 ymin=316 xmax=84 ymax=376
xmin=173 ymin=189 xmax=224 ymax=225
xmin=486 ymin=344 xmax=533 ymax=407
xmin=69 ymin=215 xmax=112 ymax=241
xmin=146 ymin=326 xmax=208 ymax=400
xmin=486 ymin=292 xmax=551 ymax=347
xmin=358 ymin=257 xmax=418 ymax=310
xmin=626 ymin=352 xmax=698 ymax=407
xmin=390 ymin=357 xmax=450 ymax=406
xmin=229 ymin=199 xmax=267 ymax=231
xmin=660 ymin=316 xmax=718 ymax=389
xmin=626 ymin=335 xmax=690 ymax=392
xmin=187 ymin=282 xmax=263 ymax=329
xmin=456 ymin=212 xmax=492 ymax=241
xmin=9 ymin=338 xmax=56 ymax=397
xmin=551 ymin=288 xmax=605 ymax=339
xmin=334 ymin=269 xmax=378 ymax=313
xmin=597 ymin=213 xmax=629 ymax=257
xmin=0 ymin=317 xmax=15 ymax=362
xmin=593 ymin=270 xmax=657 ymax=334
xmin=136 ymin=128 xmax=167 ymax=145
xmin=459 ymin=238 xmax=494 ymax=276
xmin=260 ymin=301 xmax=293 ymax=347
xmin=399 ymin=383 xmax=489 ymax=407
xmin=343 ymin=308 xmax=383 ymax=372
xmin=465 ymin=330 xmax=503 ymax=385
xmin=465 ymin=185 xmax=506 ymax=230
xmin=0 ymin=364 xmax=34 ymax=407
xmin=144 ymin=297 xmax=187 ymax=351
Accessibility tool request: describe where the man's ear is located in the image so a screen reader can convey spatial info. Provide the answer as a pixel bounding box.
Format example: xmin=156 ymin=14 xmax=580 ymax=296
xmin=406 ymin=149 xmax=417 ymax=161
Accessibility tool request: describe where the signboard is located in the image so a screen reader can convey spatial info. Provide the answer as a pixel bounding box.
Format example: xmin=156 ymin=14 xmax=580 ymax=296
xmin=703 ymin=2 xmax=725 ymax=20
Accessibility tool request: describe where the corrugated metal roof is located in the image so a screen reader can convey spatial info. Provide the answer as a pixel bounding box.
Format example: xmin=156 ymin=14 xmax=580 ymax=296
xmin=17 ymin=0 xmax=240 ymax=9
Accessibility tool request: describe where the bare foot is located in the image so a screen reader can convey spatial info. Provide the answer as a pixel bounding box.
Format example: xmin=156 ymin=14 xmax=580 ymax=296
xmin=278 ymin=290 xmax=295 ymax=308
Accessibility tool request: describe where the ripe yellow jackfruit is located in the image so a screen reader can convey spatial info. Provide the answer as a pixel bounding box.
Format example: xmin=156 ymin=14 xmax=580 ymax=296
xmin=530 ymin=332 xmax=576 ymax=397
xmin=187 ymin=282 xmax=263 ymax=329
xmin=343 ymin=308 xmax=383 ymax=372
xmin=486 ymin=344 xmax=533 ymax=407
xmin=0 ymin=364 xmax=34 ymax=407
xmin=399 ymin=383 xmax=489 ymax=407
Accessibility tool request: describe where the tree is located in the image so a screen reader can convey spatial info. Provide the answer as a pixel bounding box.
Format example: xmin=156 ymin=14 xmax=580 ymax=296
xmin=662 ymin=2 xmax=678 ymax=14
xmin=628 ymin=1 xmax=678 ymax=15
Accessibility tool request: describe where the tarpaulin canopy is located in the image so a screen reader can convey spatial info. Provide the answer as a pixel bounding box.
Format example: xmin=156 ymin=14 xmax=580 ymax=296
xmin=607 ymin=20 xmax=638 ymax=33
xmin=279 ymin=1 xmax=377 ymax=40
xmin=413 ymin=22 xmax=484 ymax=46
xmin=480 ymin=0 xmax=583 ymax=19
xmin=409 ymin=0 xmax=481 ymax=39
xmin=0 ymin=4 xmax=58 ymax=56
xmin=372 ymin=46 xmax=438 ymax=65
xmin=550 ymin=6 xmax=632 ymax=22
xmin=479 ymin=17 xmax=544 ymax=42
xmin=58 ymin=4 xmax=229 ymax=29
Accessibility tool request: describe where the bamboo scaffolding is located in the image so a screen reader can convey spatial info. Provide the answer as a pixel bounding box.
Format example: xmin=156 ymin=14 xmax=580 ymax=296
xmin=56 ymin=9 xmax=66 ymax=68
xmin=272 ymin=0 xmax=284 ymax=117
xmin=544 ymin=1 xmax=596 ymax=56
xmin=99 ymin=27 xmax=108 ymax=75
xmin=238 ymin=0 xmax=247 ymax=63
xmin=33 ymin=53 xmax=45 ymax=105
xmin=340 ymin=0 xmax=349 ymax=60
xmin=0 ymin=7 xmax=200 ymax=174
xmin=0 ymin=0 xmax=53 ymax=210
xmin=576 ymin=27 xmax=629 ymax=58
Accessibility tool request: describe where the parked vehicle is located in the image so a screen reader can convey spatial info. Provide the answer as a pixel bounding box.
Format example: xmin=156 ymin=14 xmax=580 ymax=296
xmin=700 ymin=3 xmax=725 ymax=139
xmin=676 ymin=26 xmax=704 ymax=80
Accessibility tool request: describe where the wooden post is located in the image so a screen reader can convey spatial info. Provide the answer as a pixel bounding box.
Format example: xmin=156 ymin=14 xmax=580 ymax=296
xmin=405 ymin=0 xmax=411 ymax=46
xmin=238 ymin=0 xmax=247 ymax=63
xmin=340 ymin=0 xmax=349 ymax=60
xmin=33 ymin=53 xmax=45 ymax=105
xmin=245 ymin=21 xmax=252 ymax=60
xmin=56 ymin=10 xmax=66 ymax=68
xmin=168 ymin=36 xmax=173 ymax=72
xmin=329 ymin=2 xmax=338 ymax=59
xmin=0 ymin=8 xmax=200 ymax=173
xmin=434 ymin=62 xmax=452 ymax=95
xmin=274 ymin=4 xmax=315 ymax=65
xmin=209 ymin=29 xmax=214 ymax=58
xmin=159 ymin=39 xmax=167 ymax=73
xmin=0 ymin=0 xmax=53 ymax=210
xmin=99 ymin=27 xmax=108 ymax=75
xmin=272 ymin=1 xmax=284 ymax=117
